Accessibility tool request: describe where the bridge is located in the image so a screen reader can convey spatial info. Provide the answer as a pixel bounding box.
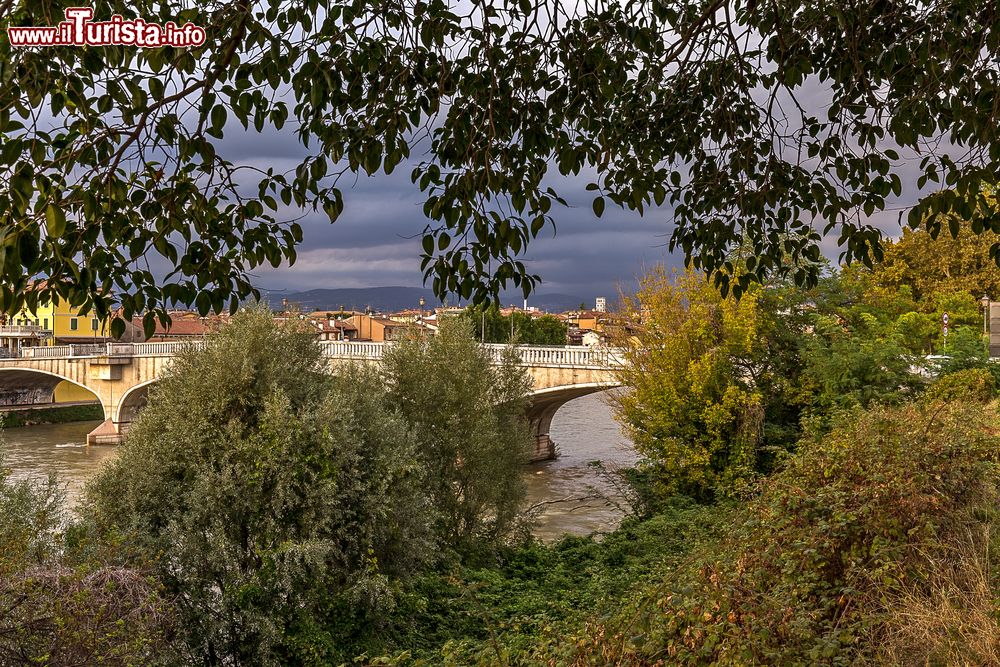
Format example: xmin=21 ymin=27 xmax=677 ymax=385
xmin=0 ymin=341 xmax=623 ymax=461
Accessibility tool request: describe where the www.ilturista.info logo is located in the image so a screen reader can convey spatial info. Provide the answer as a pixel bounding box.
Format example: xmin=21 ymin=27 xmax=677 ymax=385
xmin=7 ymin=7 xmax=205 ymax=48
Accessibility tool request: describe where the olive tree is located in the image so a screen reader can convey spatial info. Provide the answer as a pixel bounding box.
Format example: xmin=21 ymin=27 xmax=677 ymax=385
xmin=382 ymin=318 xmax=533 ymax=552
xmin=83 ymin=309 xmax=436 ymax=664
xmin=3 ymin=1 xmax=1000 ymax=329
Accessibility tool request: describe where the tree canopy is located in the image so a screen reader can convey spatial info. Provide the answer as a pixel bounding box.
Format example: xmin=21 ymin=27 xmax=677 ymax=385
xmin=3 ymin=1 xmax=1000 ymax=332
xmin=463 ymin=304 xmax=568 ymax=345
xmin=871 ymin=221 xmax=1000 ymax=303
xmin=609 ymin=254 xmax=1000 ymax=501
xmin=610 ymin=267 xmax=771 ymax=500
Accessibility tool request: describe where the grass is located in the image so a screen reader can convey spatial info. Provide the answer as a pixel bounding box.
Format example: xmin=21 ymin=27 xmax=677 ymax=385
xmin=370 ymin=497 xmax=729 ymax=665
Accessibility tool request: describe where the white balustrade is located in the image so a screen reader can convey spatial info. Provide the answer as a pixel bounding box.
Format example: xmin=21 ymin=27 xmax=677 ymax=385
xmin=20 ymin=345 xmax=73 ymax=358
xmin=8 ymin=339 xmax=622 ymax=368
xmin=0 ymin=325 xmax=49 ymax=336
xmin=69 ymin=343 xmax=108 ymax=357
xmin=123 ymin=341 xmax=203 ymax=356
xmin=320 ymin=341 xmax=391 ymax=359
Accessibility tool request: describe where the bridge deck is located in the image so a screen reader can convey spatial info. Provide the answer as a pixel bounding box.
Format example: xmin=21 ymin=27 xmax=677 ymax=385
xmin=2 ymin=341 xmax=621 ymax=370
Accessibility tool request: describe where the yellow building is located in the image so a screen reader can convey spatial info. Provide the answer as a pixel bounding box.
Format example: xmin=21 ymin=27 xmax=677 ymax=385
xmin=11 ymin=300 xmax=108 ymax=345
xmin=566 ymin=310 xmax=601 ymax=332
xmin=346 ymin=314 xmax=425 ymax=342
xmin=7 ymin=294 xmax=110 ymax=405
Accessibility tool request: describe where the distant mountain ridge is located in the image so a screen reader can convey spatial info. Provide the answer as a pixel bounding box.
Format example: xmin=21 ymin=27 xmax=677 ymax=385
xmin=261 ymin=286 xmax=591 ymax=313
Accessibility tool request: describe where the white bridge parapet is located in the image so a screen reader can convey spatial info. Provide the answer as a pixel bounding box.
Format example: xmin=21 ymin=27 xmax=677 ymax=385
xmin=15 ymin=341 xmax=623 ymax=369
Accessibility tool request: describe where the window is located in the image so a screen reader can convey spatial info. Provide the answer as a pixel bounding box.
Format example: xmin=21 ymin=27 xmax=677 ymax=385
xmin=91 ymin=318 xmax=99 ymax=331
xmin=70 ymin=318 xmax=78 ymax=331
xmin=42 ymin=318 xmax=48 ymax=330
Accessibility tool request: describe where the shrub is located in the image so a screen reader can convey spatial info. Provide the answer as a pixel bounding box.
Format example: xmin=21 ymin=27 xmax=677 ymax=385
xmin=84 ymin=309 xmax=435 ymax=664
xmin=382 ymin=318 xmax=533 ymax=554
xmin=564 ymin=399 xmax=1000 ymax=664
xmin=368 ymin=497 xmax=728 ymax=665
xmin=0 ymin=456 xmax=171 ymax=665
xmin=926 ymin=366 xmax=997 ymax=403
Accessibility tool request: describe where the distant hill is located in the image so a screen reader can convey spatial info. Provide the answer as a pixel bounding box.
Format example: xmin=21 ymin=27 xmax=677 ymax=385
xmin=261 ymin=286 xmax=591 ymax=314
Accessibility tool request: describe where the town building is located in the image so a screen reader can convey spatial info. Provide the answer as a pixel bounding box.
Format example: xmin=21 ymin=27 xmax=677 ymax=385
xmin=304 ymin=311 xmax=358 ymax=341
xmin=136 ymin=311 xmax=228 ymax=341
xmin=8 ymin=295 xmax=110 ymax=346
xmin=347 ymin=314 xmax=428 ymax=342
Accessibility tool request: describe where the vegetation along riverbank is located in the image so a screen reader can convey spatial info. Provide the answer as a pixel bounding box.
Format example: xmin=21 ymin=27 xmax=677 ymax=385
xmin=0 ymin=403 xmax=103 ymax=429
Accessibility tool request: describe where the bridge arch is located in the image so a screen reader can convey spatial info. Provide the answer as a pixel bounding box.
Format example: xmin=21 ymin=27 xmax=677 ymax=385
xmin=0 ymin=367 xmax=105 ymax=418
xmin=525 ymin=382 xmax=621 ymax=461
xmin=115 ymin=378 xmax=158 ymax=424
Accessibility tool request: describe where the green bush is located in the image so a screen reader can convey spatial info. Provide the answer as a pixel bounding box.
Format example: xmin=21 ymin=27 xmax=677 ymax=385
xmin=0 ymin=403 xmax=103 ymax=428
xmin=82 ymin=310 xmax=536 ymax=664
xmin=369 ymin=497 xmax=727 ymax=665
xmin=382 ymin=318 xmax=533 ymax=554
xmin=0 ymin=456 xmax=171 ymax=665
xmin=926 ymin=367 xmax=998 ymax=403
xmin=84 ymin=309 xmax=436 ymax=665
xmin=563 ymin=399 xmax=1000 ymax=665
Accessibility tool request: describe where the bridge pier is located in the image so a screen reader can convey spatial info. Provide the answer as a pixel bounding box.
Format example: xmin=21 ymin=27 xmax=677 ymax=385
xmin=530 ymin=434 xmax=557 ymax=462
xmin=87 ymin=418 xmax=127 ymax=445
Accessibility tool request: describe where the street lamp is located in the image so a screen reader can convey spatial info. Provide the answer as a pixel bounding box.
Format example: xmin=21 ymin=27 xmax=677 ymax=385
xmin=982 ymin=294 xmax=991 ymax=337
xmin=418 ymin=296 xmax=425 ymax=319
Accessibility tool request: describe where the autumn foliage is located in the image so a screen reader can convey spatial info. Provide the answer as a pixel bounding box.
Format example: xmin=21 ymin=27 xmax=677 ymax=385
xmin=567 ymin=391 xmax=1000 ymax=665
xmin=610 ymin=268 xmax=770 ymax=500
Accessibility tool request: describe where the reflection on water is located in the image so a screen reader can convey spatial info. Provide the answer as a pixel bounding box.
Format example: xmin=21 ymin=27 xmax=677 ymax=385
xmin=524 ymin=391 xmax=638 ymax=541
xmin=0 ymin=392 xmax=637 ymax=539
xmin=1 ymin=420 xmax=113 ymax=505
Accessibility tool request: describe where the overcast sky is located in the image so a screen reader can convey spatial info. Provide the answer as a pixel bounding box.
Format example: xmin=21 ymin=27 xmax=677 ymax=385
xmin=218 ymin=126 xmax=685 ymax=302
xmin=216 ymin=89 xmax=921 ymax=303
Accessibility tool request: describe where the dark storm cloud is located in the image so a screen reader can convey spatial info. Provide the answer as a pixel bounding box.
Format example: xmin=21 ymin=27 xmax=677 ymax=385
xmin=232 ymin=140 xmax=683 ymax=298
xmin=224 ymin=75 xmax=936 ymax=300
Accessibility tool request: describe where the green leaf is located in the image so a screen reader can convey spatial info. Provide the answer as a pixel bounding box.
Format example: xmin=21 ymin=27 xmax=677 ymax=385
xmin=110 ymin=317 xmax=126 ymax=339
xmin=18 ymin=232 xmax=39 ymax=268
xmin=592 ymin=197 xmax=605 ymax=218
xmin=45 ymin=205 xmax=66 ymax=237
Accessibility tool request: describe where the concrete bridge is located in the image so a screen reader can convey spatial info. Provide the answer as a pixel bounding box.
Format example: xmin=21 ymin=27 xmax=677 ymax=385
xmin=0 ymin=341 xmax=622 ymax=461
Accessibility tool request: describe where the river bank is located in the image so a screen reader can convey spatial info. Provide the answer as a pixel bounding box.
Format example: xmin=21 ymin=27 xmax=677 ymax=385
xmin=0 ymin=402 xmax=104 ymax=428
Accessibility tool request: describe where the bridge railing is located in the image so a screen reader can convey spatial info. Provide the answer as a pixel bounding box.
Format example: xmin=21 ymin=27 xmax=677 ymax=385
xmin=70 ymin=343 xmax=109 ymax=357
xmin=9 ymin=340 xmax=623 ymax=368
xmin=108 ymin=341 xmax=203 ymax=356
xmin=320 ymin=341 xmax=390 ymax=359
xmin=20 ymin=345 xmax=74 ymax=358
xmin=479 ymin=344 xmax=615 ymax=368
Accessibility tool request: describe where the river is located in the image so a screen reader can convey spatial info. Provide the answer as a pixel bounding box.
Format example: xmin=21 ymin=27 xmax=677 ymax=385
xmin=0 ymin=392 xmax=637 ymax=540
